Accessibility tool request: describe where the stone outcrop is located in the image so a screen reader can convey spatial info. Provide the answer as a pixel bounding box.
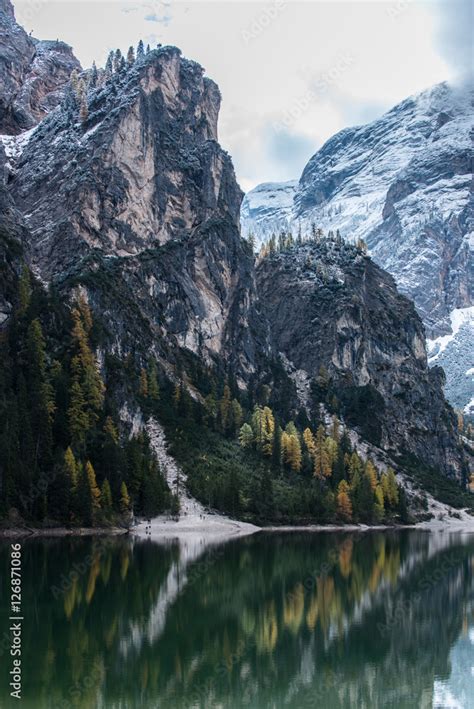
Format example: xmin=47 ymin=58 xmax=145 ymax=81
xmin=0 ymin=0 xmax=81 ymax=134
xmin=5 ymin=45 xmax=269 ymax=380
xmin=257 ymin=240 xmax=465 ymax=479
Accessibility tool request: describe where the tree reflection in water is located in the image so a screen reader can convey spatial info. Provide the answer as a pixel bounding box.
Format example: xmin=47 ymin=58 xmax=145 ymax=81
xmin=0 ymin=530 xmax=473 ymax=709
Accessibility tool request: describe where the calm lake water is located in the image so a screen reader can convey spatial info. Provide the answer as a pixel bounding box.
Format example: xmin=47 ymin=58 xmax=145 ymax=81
xmin=1 ymin=530 xmax=473 ymax=709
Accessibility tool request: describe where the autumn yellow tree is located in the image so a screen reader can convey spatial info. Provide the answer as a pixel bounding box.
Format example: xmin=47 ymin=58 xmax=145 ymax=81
xmin=282 ymin=425 xmax=302 ymax=472
xmin=303 ymin=428 xmax=315 ymax=457
xmin=251 ymin=405 xmax=275 ymax=457
xmin=86 ymin=461 xmax=101 ymax=517
xmin=336 ymin=480 xmax=353 ymax=522
xmin=67 ymin=300 xmax=105 ymax=445
xmin=365 ymin=460 xmax=378 ymax=491
xmin=381 ymin=468 xmax=399 ymax=508
xmin=314 ymin=425 xmax=332 ymax=479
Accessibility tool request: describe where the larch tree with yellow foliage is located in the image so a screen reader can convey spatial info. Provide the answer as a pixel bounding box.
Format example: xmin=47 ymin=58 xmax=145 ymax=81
xmin=336 ymin=480 xmax=353 ymax=522
xmin=314 ymin=425 xmax=332 ymax=479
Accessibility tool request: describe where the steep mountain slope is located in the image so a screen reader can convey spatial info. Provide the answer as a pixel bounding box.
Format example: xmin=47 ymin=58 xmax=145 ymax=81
xmin=241 ymin=83 xmax=474 ymax=412
xmin=0 ymin=0 xmax=81 ymax=134
xmin=4 ymin=44 xmax=269 ymax=382
xmin=257 ymin=239 xmax=464 ymax=480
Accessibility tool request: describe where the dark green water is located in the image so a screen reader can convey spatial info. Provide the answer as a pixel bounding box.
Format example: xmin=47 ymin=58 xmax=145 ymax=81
xmin=1 ymin=530 xmax=473 ymax=709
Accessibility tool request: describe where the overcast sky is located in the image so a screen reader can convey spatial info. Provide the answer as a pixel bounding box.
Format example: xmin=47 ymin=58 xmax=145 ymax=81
xmin=14 ymin=0 xmax=472 ymax=192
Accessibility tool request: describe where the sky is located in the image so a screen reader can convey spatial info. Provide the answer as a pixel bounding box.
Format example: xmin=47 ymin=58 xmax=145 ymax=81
xmin=14 ymin=0 xmax=473 ymax=192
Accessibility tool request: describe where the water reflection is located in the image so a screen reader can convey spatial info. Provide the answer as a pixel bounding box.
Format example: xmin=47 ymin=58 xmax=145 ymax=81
xmin=0 ymin=531 xmax=473 ymax=708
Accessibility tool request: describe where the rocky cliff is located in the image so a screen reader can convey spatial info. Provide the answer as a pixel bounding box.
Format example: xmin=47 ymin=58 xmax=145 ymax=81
xmin=242 ymin=83 xmax=474 ymax=413
xmin=0 ymin=0 xmax=81 ymax=134
xmin=0 ymin=4 xmax=468 ymax=485
xmin=3 ymin=44 xmax=269 ymax=381
xmin=257 ymin=239 xmax=465 ymax=479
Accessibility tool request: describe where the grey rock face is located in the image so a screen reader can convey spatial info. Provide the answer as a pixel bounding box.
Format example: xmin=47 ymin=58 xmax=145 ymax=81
xmin=0 ymin=0 xmax=81 ymax=134
xmin=6 ymin=46 xmax=269 ymax=380
xmin=241 ymin=83 xmax=474 ymax=412
xmin=257 ymin=240 xmax=465 ymax=480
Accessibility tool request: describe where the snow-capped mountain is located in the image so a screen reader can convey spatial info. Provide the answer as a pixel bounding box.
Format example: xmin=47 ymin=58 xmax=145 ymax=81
xmin=241 ymin=82 xmax=473 ymax=413
xmin=240 ymin=180 xmax=297 ymax=242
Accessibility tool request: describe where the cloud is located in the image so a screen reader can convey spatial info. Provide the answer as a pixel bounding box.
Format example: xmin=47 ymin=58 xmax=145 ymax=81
xmin=266 ymin=130 xmax=316 ymax=179
xmin=14 ymin=0 xmax=464 ymax=190
xmin=434 ymin=0 xmax=473 ymax=84
xmin=144 ymin=13 xmax=172 ymax=26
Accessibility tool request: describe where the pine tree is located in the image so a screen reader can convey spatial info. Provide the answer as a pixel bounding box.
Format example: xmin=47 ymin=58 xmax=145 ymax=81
xmin=239 ymin=423 xmax=254 ymax=449
xmin=313 ymin=425 xmax=331 ymax=479
xmin=204 ymin=390 xmax=217 ymax=427
xmin=76 ymin=462 xmax=91 ymax=525
xmin=101 ymin=479 xmax=113 ymax=514
xmin=70 ymin=69 xmax=80 ymax=94
xmin=127 ymin=45 xmax=135 ymax=65
xmin=105 ymin=51 xmax=114 ymax=77
xmin=68 ymin=379 xmax=89 ymax=446
xmin=219 ymin=384 xmax=232 ymax=433
xmin=90 ymin=61 xmax=98 ymax=87
xmin=139 ymin=368 xmax=148 ymax=398
xmin=381 ymin=468 xmax=399 ymax=508
xmin=113 ymin=49 xmax=122 ymax=73
xmin=365 ymin=460 xmax=377 ymax=491
xmin=282 ymin=430 xmax=302 ymax=472
xmin=349 ymin=452 xmax=363 ymax=481
xmin=86 ymin=461 xmax=101 ymax=519
xmin=137 ymin=39 xmax=145 ymax=59
xmin=272 ymin=423 xmax=282 ymax=469
xmin=374 ymin=484 xmax=385 ymax=522
xmin=64 ymin=447 xmax=78 ymax=492
xmin=68 ymin=302 xmax=105 ymax=445
xmin=230 ymin=399 xmax=243 ymax=435
xmin=336 ymin=480 xmax=352 ymax=522
xmin=303 ymin=428 xmax=315 ymax=457
xmin=18 ymin=265 xmax=31 ymax=314
xmin=146 ymin=44 xmax=151 ymax=54
xmin=251 ymin=406 xmax=275 ymax=457
xmin=147 ymin=360 xmax=159 ymax=400
xmin=120 ymin=481 xmax=131 ymax=514
xmin=27 ymin=319 xmax=54 ymax=467
xmin=79 ymin=93 xmax=88 ymax=123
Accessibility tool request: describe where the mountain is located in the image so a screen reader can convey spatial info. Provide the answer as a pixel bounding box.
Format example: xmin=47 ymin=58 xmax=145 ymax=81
xmin=3 ymin=45 xmax=268 ymax=382
xmin=240 ymin=180 xmax=297 ymax=242
xmin=241 ymin=83 xmax=474 ymax=413
xmin=257 ymin=239 xmax=464 ymax=478
xmin=0 ymin=3 xmax=471 ymax=526
xmin=0 ymin=0 xmax=81 ymax=134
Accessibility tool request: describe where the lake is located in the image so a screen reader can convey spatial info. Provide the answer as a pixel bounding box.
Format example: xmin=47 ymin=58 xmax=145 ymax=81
xmin=1 ymin=530 xmax=473 ymax=708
